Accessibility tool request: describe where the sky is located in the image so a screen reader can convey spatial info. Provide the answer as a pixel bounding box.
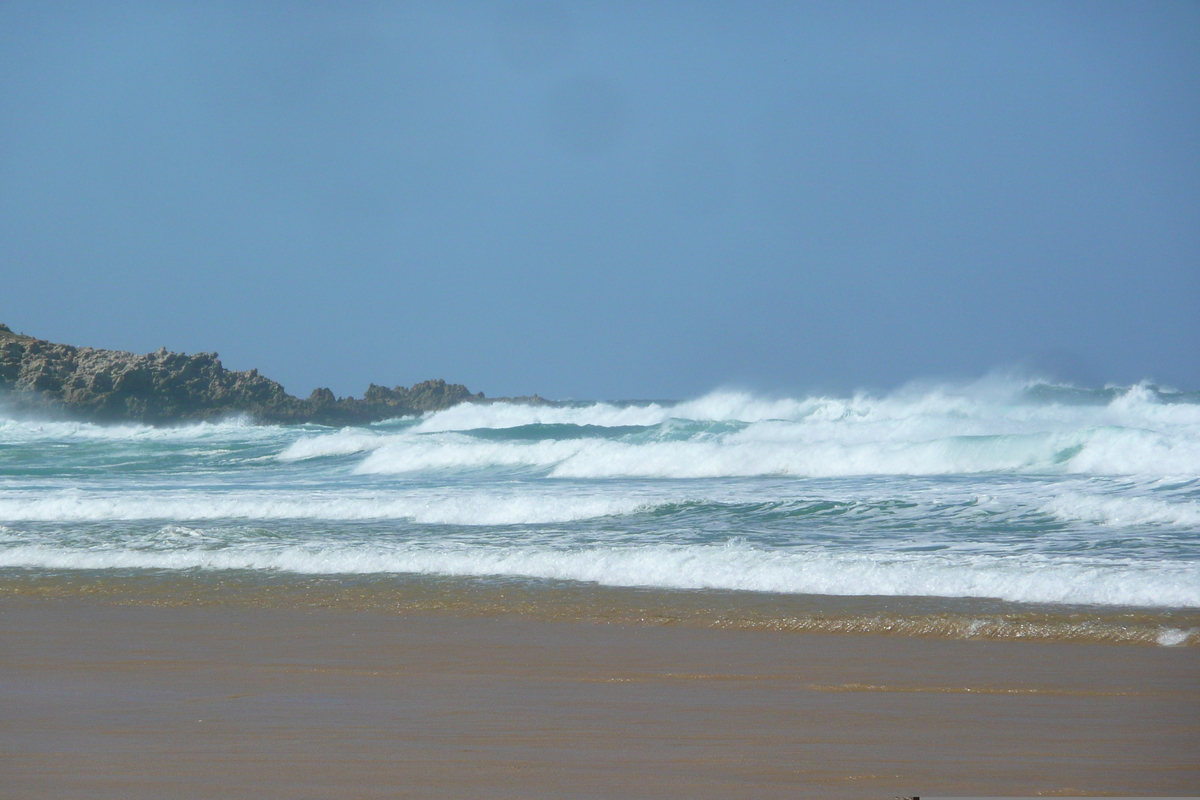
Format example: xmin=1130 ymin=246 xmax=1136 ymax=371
xmin=1 ymin=1 xmax=1198 ymax=400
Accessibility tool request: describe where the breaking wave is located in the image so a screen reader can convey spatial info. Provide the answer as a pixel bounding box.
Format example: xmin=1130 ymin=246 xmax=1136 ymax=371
xmin=268 ymin=382 xmax=1200 ymax=478
xmin=346 ymin=427 xmax=1198 ymax=478
xmin=0 ymin=415 xmax=267 ymax=442
xmin=2 ymin=541 xmax=1195 ymax=608
xmin=3 ymin=379 xmax=1197 ymax=615
xmin=1043 ymin=492 xmax=1200 ymax=528
xmin=0 ymin=491 xmax=652 ymax=525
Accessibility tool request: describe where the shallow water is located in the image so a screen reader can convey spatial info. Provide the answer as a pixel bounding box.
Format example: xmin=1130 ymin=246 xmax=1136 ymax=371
xmin=2 ymin=380 xmax=1198 ymax=645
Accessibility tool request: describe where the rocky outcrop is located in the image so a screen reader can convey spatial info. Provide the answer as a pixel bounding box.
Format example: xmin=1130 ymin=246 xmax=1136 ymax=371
xmin=281 ymin=379 xmax=484 ymax=427
xmin=0 ymin=323 xmax=487 ymax=426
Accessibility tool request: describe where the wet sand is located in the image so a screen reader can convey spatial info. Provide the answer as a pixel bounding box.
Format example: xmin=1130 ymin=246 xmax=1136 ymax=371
xmin=2 ymin=600 xmax=1197 ymax=798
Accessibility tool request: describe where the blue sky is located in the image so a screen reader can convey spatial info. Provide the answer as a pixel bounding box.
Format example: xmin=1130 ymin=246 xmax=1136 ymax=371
xmin=2 ymin=1 xmax=1197 ymax=399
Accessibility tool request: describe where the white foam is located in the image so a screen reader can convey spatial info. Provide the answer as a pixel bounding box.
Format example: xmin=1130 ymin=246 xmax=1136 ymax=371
xmin=1045 ymin=492 xmax=1200 ymax=527
xmin=315 ymin=380 xmax=1200 ymax=478
xmin=357 ymin=436 xmax=589 ymax=473
xmin=1156 ymin=627 xmax=1197 ymax=646
xmin=7 ymin=381 xmax=1199 ymax=480
xmin=348 ymin=424 xmax=1200 ymax=479
xmin=0 ymin=415 xmax=286 ymax=446
xmin=277 ymin=430 xmax=387 ymax=461
xmin=0 ymin=491 xmax=649 ymax=525
xmin=413 ymin=381 xmax=1200 ymax=432
xmin=1052 ymin=426 xmax=1200 ymax=475
xmin=412 ymin=400 xmax=674 ymax=432
xmin=548 ymin=435 xmax=1075 ymax=479
xmin=410 ymin=387 xmax=1039 ymax=433
xmin=2 ymin=542 xmax=1195 ymax=608
xmin=6 ymin=380 xmax=1195 ymax=612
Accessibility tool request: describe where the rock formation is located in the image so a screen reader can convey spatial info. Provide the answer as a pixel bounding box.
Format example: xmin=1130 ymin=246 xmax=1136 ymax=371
xmin=0 ymin=323 xmax=488 ymax=426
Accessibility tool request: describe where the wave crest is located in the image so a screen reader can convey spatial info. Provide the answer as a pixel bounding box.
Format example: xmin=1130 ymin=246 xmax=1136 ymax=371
xmin=2 ymin=542 xmax=1194 ymax=608
xmin=268 ymin=381 xmax=1200 ymax=478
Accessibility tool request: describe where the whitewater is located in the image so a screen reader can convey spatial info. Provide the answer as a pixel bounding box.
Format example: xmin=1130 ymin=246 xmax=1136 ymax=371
xmin=2 ymin=380 xmax=1199 ymax=640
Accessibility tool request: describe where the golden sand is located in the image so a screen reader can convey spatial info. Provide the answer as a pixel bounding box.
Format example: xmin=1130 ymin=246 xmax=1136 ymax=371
xmin=2 ymin=598 xmax=1196 ymax=798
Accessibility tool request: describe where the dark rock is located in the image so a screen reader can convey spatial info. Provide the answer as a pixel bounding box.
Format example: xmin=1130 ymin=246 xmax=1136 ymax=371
xmin=308 ymin=387 xmax=336 ymax=405
xmin=0 ymin=326 xmax=491 ymax=427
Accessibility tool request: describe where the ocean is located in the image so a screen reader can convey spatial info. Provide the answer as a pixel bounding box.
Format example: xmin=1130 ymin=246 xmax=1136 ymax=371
xmin=2 ymin=379 xmax=1198 ymax=646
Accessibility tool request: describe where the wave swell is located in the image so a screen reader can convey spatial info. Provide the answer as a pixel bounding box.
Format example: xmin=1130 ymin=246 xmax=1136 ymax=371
xmin=2 ymin=542 xmax=1195 ymax=608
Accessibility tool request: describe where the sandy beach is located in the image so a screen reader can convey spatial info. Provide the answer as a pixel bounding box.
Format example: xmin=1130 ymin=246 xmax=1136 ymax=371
xmin=6 ymin=2 xmax=1200 ymax=798
xmin=2 ymin=599 xmax=1196 ymax=799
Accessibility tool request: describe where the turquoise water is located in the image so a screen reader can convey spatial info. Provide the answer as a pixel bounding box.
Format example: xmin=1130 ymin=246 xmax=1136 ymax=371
xmin=2 ymin=381 xmax=1198 ymax=642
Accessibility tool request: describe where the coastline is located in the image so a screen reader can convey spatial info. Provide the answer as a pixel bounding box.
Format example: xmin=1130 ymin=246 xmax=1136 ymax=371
xmin=3 ymin=596 xmax=1197 ymax=798
xmin=4 ymin=346 xmax=1198 ymax=797
xmin=3 ymin=568 xmax=1197 ymax=648
xmin=0 ymin=323 xmax=501 ymax=425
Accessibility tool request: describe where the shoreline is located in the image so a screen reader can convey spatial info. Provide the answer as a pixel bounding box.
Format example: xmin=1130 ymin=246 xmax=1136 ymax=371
xmin=3 ymin=567 xmax=1198 ymax=648
xmin=2 ymin=597 xmax=1197 ymax=798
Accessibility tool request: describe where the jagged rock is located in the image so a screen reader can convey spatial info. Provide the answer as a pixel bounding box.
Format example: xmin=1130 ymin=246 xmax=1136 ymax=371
xmin=0 ymin=326 xmax=485 ymax=426
xmin=308 ymin=387 xmax=336 ymax=405
xmin=365 ymin=379 xmax=482 ymax=411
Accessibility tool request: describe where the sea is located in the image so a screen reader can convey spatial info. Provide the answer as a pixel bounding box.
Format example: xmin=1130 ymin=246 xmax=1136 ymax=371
xmin=2 ymin=379 xmax=1198 ymax=647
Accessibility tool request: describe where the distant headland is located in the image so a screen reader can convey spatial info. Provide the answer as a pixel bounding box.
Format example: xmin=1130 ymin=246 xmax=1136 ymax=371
xmin=0 ymin=323 xmax=546 ymax=425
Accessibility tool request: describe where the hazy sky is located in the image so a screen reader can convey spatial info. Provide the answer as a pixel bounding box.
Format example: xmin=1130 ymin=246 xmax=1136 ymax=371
xmin=2 ymin=1 xmax=1197 ymax=399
